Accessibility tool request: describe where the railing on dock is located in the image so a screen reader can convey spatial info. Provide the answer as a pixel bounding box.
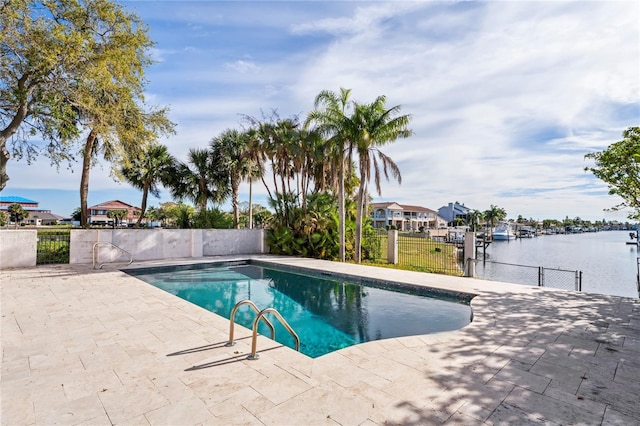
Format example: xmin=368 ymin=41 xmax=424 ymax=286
xmin=470 ymin=259 xmax=582 ymax=291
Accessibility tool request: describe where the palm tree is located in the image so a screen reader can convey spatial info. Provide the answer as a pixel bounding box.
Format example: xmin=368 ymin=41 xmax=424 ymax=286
xmin=107 ymin=209 xmax=127 ymax=228
xmin=467 ymin=209 xmax=483 ymax=232
xmin=170 ymin=148 xmax=230 ymax=212
xmin=210 ymin=129 xmax=254 ymax=228
xmin=483 ymin=205 xmax=507 ymax=231
xmin=305 ymin=88 xmax=356 ymax=262
xmin=7 ymin=203 xmax=28 ymax=228
xmin=352 ymin=96 xmax=412 ymax=263
xmin=121 ymin=144 xmax=176 ymax=227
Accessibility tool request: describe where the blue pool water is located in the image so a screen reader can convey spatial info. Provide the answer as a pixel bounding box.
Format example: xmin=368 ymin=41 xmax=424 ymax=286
xmin=128 ymin=262 xmax=472 ymax=358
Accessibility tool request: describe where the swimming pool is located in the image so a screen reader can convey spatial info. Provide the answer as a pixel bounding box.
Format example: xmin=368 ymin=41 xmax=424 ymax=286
xmin=127 ymin=261 xmax=473 ymax=358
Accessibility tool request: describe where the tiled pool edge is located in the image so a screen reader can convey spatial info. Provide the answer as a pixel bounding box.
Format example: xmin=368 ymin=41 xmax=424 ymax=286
xmin=124 ymin=256 xmax=477 ymax=304
xmin=3 ymin=256 xmax=640 ymax=425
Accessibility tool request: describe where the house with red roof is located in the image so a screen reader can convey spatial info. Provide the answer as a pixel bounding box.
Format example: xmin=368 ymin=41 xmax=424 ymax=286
xmin=87 ymin=200 xmax=142 ymax=226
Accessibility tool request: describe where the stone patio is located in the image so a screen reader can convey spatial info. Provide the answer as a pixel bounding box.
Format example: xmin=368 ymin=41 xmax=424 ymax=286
xmin=2 ymin=255 xmax=639 ymax=425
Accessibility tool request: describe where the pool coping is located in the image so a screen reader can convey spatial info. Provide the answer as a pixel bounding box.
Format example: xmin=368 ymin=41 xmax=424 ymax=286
xmin=2 ymin=255 xmax=640 ymax=425
xmin=124 ymin=257 xmax=477 ymax=303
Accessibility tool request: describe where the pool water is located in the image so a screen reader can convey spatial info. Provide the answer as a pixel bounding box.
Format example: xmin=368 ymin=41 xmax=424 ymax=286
xmin=128 ymin=262 xmax=472 ymax=358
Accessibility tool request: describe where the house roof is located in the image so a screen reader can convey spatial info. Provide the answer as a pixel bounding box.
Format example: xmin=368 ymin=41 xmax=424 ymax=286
xmin=0 ymin=196 xmax=38 ymax=204
xmin=371 ymin=202 xmax=437 ymax=213
xmin=371 ymin=202 xmax=403 ymax=210
xmin=87 ymin=200 xmax=140 ymax=210
xmin=398 ymin=204 xmax=437 ymax=213
xmin=29 ymin=212 xmax=64 ymax=221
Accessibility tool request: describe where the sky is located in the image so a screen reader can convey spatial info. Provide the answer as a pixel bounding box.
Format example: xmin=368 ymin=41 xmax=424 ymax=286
xmin=3 ymin=1 xmax=640 ymax=222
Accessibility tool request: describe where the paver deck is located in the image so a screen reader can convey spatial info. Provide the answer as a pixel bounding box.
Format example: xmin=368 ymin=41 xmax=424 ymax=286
xmin=2 ymin=255 xmax=639 ymax=425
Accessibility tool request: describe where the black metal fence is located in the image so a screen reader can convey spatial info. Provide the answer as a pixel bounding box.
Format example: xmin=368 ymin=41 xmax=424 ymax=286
xmin=36 ymin=230 xmax=70 ymax=264
xmin=362 ymin=229 xmax=388 ymax=262
xmin=362 ymin=230 xmax=464 ymax=276
xmin=472 ymin=259 xmax=582 ymax=291
xmin=397 ymin=232 xmax=463 ymax=275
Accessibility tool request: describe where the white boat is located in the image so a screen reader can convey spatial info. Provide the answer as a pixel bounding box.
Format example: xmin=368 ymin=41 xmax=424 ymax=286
xmin=493 ymin=222 xmax=515 ymax=240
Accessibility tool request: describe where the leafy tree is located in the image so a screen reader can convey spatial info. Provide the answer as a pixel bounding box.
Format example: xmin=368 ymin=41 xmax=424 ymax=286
xmin=585 ymin=127 xmax=640 ymax=219
xmin=164 ymin=202 xmax=194 ymax=229
xmin=170 ymin=148 xmax=230 ymax=212
xmin=121 ymin=144 xmax=176 ymax=227
xmin=0 ymin=211 xmax=6 ymax=227
xmin=466 ymin=210 xmax=483 ymax=231
xmin=1 ymin=0 xmax=85 ymax=189
xmin=71 ymin=208 xmax=82 ymax=222
xmin=193 ymin=208 xmax=233 ymax=229
xmin=0 ymin=0 xmax=167 ymax=192
xmin=69 ymin=3 xmax=174 ymax=227
xmin=246 ymin=113 xmax=329 ymax=235
xmin=483 ymin=205 xmax=507 ymax=230
xmin=7 ymin=203 xmax=28 ymax=228
xmin=352 ymin=96 xmax=412 ymax=263
xmin=107 ymin=209 xmax=127 ymax=228
xmin=305 ymin=88 xmax=356 ymax=262
xmin=252 ymin=205 xmax=273 ymax=229
xmin=210 ymin=129 xmax=254 ymax=228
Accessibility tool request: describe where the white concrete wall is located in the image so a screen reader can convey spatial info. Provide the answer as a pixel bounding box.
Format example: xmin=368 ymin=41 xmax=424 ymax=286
xmin=70 ymin=228 xmax=266 ymax=265
xmin=203 ymin=229 xmax=266 ymax=255
xmin=0 ymin=230 xmax=37 ymax=268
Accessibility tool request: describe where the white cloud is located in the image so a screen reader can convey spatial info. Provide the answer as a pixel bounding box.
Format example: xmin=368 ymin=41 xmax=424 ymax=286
xmin=224 ymin=60 xmax=259 ymax=74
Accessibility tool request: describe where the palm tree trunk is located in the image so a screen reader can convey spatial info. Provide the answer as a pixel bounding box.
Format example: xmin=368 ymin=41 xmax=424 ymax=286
xmin=248 ymin=179 xmax=253 ymax=229
xmin=354 ymin=169 xmax=368 ymax=263
xmin=355 ymin=180 xmax=365 ymax=263
xmin=137 ymin=182 xmax=149 ymax=227
xmin=232 ymin=179 xmax=240 ymax=229
xmin=80 ymin=129 xmax=98 ymax=228
xmin=338 ymin=157 xmax=346 ymax=262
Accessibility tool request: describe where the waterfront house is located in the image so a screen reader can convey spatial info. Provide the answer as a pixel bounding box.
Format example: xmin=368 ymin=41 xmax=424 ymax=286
xmin=437 ymin=202 xmax=474 ymax=226
xmin=370 ymin=202 xmax=447 ymax=231
xmin=87 ymin=200 xmax=142 ymax=226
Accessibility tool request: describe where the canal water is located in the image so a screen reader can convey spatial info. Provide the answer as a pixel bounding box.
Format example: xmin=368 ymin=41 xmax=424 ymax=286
xmin=475 ymin=230 xmax=639 ymax=298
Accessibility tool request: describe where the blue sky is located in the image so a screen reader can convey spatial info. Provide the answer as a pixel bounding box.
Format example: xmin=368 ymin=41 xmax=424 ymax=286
xmin=3 ymin=1 xmax=639 ymax=221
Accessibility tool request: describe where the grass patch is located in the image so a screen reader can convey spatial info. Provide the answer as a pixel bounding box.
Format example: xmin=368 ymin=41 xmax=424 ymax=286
xmin=362 ymin=233 xmax=463 ymax=276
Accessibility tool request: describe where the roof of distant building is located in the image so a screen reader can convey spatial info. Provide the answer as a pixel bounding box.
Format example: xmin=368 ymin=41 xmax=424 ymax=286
xmin=371 ymin=202 xmax=438 ymax=213
xmin=29 ymin=212 xmax=64 ymax=221
xmin=398 ymin=204 xmax=437 ymax=213
xmin=87 ymin=199 xmax=139 ymax=210
xmin=0 ymin=196 xmax=38 ymax=204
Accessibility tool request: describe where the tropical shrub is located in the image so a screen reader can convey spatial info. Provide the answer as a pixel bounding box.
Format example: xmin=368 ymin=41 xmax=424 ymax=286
xmin=193 ymin=208 xmax=234 ymax=229
xmin=267 ymin=193 xmax=341 ymax=259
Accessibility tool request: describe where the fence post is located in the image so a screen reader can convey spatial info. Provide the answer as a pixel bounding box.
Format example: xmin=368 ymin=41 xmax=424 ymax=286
xmin=538 ymin=266 xmax=543 ymax=287
xmin=387 ymin=229 xmax=398 ymax=264
xmin=575 ymin=271 xmax=582 ymax=291
xmin=464 ymin=232 xmax=476 ymax=277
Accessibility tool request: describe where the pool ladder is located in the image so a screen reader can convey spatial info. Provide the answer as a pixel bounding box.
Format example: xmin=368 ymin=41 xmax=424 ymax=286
xmin=226 ymin=300 xmax=300 ymax=360
xmin=92 ymin=242 xmax=133 ymax=269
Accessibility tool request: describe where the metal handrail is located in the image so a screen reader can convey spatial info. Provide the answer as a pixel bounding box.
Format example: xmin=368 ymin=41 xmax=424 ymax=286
xmin=247 ymin=308 xmax=300 ymax=360
xmin=226 ymin=300 xmax=275 ymax=347
xmin=92 ymin=242 xmax=133 ymax=269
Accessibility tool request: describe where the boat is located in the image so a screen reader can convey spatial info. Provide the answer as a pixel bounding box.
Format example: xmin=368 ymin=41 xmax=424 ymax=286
xmin=492 ymin=222 xmax=515 ymax=240
xmin=517 ymin=227 xmax=535 ymax=238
